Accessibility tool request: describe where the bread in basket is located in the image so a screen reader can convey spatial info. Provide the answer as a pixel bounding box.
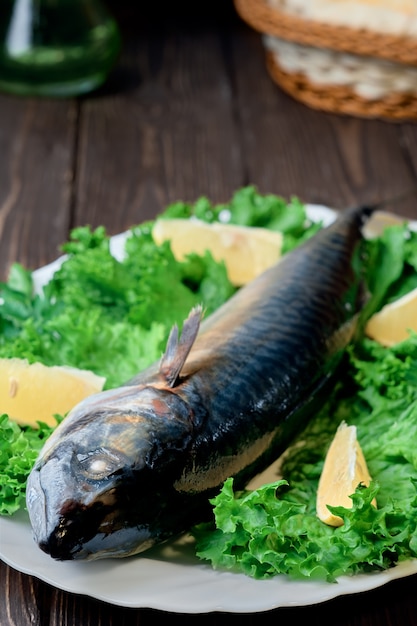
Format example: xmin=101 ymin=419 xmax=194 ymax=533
xmin=234 ymin=0 xmax=417 ymax=120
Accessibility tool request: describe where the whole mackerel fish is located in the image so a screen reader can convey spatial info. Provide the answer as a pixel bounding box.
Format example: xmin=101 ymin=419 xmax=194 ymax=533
xmin=26 ymin=205 xmax=373 ymax=561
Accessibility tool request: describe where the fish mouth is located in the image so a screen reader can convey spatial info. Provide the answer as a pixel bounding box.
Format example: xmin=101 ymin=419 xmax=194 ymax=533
xmin=26 ymin=464 xmax=78 ymax=560
xmin=26 ymin=460 xmax=155 ymax=561
xmin=48 ymin=528 xmax=156 ymax=561
xmin=26 ymin=460 xmax=108 ymax=560
xmin=36 ymin=508 xmax=155 ymax=561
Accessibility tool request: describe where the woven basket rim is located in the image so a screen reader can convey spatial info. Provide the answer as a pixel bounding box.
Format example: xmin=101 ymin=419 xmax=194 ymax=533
xmin=234 ymin=0 xmax=417 ymax=66
xmin=265 ymin=50 xmax=417 ymax=121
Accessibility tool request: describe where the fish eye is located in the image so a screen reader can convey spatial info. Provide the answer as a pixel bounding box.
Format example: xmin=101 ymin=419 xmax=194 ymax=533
xmin=74 ymin=448 xmax=127 ymax=481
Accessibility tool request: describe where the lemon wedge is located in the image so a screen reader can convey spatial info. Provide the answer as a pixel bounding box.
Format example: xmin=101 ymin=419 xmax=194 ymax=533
xmin=365 ymin=286 xmax=417 ymax=347
xmin=152 ymin=218 xmax=283 ymax=286
xmin=317 ymin=421 xmax=376 ymax=527
xmin=0 ymin=358 xmax=106 ymax=428
xmin=362 ymin=210 xmax=405 ymax=239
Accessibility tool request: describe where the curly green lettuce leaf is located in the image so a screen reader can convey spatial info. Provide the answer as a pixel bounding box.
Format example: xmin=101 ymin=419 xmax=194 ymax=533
xmin=0 ymin=414 xmax=58 ymax=515
xmin=194 ymin=333 xmax=417 ymax=581
xmin=1 ymin=188 xmax=416 ymax=580
xmin=0 ymin=224 xmax=235 ymax=389
xmin=194 ymin=477 xmax=417 ymax=582
xmin=363 ymin=224 xmax=417 ymax=319
xmin=0 ymin=218 xmax=235 ymax=514
xmin=160 ymin=186 xmax=321 ymax=252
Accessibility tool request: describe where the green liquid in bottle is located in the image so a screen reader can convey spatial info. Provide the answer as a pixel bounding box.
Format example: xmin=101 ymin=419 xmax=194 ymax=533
xmin=0 ymin=0 xmax=121 ymax=97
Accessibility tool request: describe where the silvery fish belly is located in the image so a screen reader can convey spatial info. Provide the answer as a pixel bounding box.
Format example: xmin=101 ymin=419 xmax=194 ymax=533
xmin=26 ymin=205 xmax=373 ymax=561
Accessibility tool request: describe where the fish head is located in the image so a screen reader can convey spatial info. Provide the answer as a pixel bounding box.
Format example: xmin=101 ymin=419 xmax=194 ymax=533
xmin=26 ymin=384 xmax=195 ymax=560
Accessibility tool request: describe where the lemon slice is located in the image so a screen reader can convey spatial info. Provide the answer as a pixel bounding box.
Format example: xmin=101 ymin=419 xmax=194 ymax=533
xmin=152 ymin=219 xmax=283 ymax=286
xmin=362 ymin=210 xmax=405 ymax=239
xmin=317 ymin=421 xmax=376 ymax=527
xmin=365 ymin=286 xmax=417 ymax=347
xmin=0 ymin=358 xmax=106 ymax=428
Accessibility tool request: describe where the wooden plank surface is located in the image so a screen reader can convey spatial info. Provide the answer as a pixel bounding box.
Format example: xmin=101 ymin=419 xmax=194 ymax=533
xmin=0 ymin=1 xmax=417 ymax=624
xmin=0 ymin=97 xmax=76 ymax=279
xmin=72 ymin=2 xmax=244 ymax=233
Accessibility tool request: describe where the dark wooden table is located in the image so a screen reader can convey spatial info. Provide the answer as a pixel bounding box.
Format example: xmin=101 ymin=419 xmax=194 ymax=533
xmin=1 ymin=2 xmax=417 ymax=624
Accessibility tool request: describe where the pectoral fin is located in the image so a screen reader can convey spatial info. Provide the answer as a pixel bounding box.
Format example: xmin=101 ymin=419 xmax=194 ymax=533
xmin=159 ymin=305 xmax=203 ymax=387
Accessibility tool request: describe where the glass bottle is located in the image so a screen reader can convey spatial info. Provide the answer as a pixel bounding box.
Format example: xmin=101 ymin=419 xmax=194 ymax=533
xmin=0 ymin=0 xmax=121 ymax=97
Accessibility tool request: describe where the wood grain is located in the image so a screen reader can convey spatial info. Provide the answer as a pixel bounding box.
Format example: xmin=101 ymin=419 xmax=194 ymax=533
xmin=72 ymin=2 xmax=244 ymax=235
xmin=0 ymin=97 xmax=76 ymax=281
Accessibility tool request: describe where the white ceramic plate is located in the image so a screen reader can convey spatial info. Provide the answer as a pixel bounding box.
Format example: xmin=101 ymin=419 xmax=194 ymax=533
xmin=1 ymin=205 xmax=416 ymax=613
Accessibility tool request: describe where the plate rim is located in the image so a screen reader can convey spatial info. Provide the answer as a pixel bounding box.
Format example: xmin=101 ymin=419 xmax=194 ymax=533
xmin=1 ymin=204 xmax=416 ymax=613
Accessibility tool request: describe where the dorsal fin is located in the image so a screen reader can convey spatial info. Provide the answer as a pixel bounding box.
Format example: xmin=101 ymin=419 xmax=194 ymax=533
xmin=159 ymin=305 xmax=203 ymax=387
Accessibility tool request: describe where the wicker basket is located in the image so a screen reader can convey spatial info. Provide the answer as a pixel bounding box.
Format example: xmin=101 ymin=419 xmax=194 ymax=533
xmin=234 ymin=0 xmax=417 ymax=121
